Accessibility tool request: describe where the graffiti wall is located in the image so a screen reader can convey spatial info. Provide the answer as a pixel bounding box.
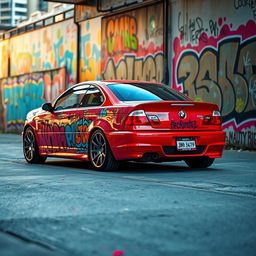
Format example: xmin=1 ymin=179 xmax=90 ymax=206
xmin=0 ymin=80 xmax=4 ymax=131
xmin=101 ymin=3 xmax=164 ymax=82
xmin=0 ymin=39 xmax=9 ymax=79
xmin=79 ymin=17 xmax=101 ymax=81
xmin=10 ymin=19 xmax=77 ymax=87
xmin=171 ymin=0 xmax=256 ymax=149
xmin=0 ymin=68 xmax=66 ymax=132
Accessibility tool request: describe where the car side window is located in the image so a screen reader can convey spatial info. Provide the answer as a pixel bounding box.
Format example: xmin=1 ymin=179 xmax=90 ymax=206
xmin=79 ymin=85 xmax=104 ymax=107
xmin=54 ymin=85 xmax=90 ymax=111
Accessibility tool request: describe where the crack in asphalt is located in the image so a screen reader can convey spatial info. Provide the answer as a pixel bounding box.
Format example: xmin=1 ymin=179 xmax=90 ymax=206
xmin=0 ymin=228 xmax=56 ymax=251
xmin=117 ymin=176 xmax=256 ymax=199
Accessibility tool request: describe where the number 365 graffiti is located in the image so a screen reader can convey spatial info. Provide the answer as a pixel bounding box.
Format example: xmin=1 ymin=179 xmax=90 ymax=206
xmin=175 ymin=36 xmax=256 ymax=118
xmin=173 ymin=19 xmax=256 ymax=126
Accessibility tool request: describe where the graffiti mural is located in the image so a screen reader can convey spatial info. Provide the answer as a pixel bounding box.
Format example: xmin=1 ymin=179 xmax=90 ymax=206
xmin=172 ymin=0 xmax=256 ymax=149
xmin=44 ymin=68 xmax=66 ymax=102
xmin=10 ymin=19 xmax=77 ymax=87
xmin=1 ymin=68 xmax=66 ymax=132
xmin=79 ymin=17 xmax=101 ymax=81
xmin=0 ymin=39 xmax=9 ymax=78
xmin=101 ymin=3 xmax=164 ymax=82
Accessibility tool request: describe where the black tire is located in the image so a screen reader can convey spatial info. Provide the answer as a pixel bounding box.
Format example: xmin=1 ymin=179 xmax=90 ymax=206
xmin=89 ymin=129 xmax=119 ymax=171
xmin=23 ymin=127 xmax=47 ymax=164
xmin=185 ymin=156 xmax=215 ymax=168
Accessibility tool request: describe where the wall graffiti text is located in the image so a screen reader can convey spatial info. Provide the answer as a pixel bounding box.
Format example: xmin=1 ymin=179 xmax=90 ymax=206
xmin=177 ymin=11 xmax=221 ymax=45
xmin=106 ymin=15 xmax=138 ymax=55
xmin=102 ymin=53 xmax=164 ymax=82
xmin=102 ymin=3 xmax=164 ymax=83
xmin=234 ymin=0 xmax=256 ymax=19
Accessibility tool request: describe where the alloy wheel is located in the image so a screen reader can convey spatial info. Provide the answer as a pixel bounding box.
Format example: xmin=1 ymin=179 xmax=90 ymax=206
xmin=23 ymin=129 xmax=36 ymax=162
xmin=90 ymin=131 xmax=107 ymax=168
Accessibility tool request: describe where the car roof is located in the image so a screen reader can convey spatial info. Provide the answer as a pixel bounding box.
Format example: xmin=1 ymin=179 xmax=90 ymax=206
xmin=72 ymin=80 xmax=164 ymax=87
xmin=104 ymin=80 xmax=164 ymax=85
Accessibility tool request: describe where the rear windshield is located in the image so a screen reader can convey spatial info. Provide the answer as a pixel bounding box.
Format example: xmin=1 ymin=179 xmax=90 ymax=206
xmin=107 ymin=83 xmax=189 ymax=101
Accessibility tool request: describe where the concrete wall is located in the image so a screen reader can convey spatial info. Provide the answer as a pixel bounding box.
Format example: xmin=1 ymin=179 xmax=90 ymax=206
xmin=79 ymin=16 xmax=102 ymax=81
xmin=0 ymin=68 xmax=66 ymax=132
xmin=9 ymin=18 xmax=77 ymax=87
xmin=0 ymin=18 xmax=77 ymax=132
xmin=169 ymin=0 xmax=256 ymax=149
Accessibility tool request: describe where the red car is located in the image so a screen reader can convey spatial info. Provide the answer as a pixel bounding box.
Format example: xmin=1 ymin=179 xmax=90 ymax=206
xmin=23 ymin=81 xmax=225 ymax=171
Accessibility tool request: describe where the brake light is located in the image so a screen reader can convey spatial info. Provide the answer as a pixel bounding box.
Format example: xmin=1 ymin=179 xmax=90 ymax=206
xmin=203 ymin=111 xmax=222 ymax=125
xmin=125 ymin=110 xmax=150 ymax=126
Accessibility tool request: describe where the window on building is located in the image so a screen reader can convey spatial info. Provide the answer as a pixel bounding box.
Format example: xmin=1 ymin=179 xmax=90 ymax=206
xmin=39 ymin=1 xmax=48 ymax=12
xmin=15 ymin=11 xmax=27 ymax=16
xmin=0 ymin=3 xmax=10 ymax=8
xmin=1 ymin=11 xmax=11 ymax=16
xmin=15 ymin=3 xmax=27 ymax=8
xmin=1 ymin=20 xmax=11 ymax=25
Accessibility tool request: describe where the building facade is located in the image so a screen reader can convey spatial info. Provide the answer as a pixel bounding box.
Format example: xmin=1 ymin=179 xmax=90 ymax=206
xmin=28 ymin=0 xmax=48 ymax=15
xmin=0 ymin=0 xmax=28 ymax=28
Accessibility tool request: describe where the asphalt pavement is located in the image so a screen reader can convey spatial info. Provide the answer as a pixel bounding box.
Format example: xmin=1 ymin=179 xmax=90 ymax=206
xmin=0 ymin=133 xmax=256 ymax=256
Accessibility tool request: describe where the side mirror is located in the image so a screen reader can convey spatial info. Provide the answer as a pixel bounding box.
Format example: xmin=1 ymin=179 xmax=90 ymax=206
xmin=42 ymin=103 xmax=54 ymax=112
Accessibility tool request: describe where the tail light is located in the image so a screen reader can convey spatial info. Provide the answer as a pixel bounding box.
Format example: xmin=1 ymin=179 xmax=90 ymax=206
xmin=125 ymin=110 xmax=150 ymax=126
xmin=203 ymin=111 xmax=222 ymax=125
xmin=147 ymin=115 xmax=160 ymax=125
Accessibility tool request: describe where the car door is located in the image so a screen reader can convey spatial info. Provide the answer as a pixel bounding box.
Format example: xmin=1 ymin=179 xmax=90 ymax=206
xmin=74 ymin=85 xmax=105 ymax=154
xmin=38 ymin=86 xmax=89 ymax=154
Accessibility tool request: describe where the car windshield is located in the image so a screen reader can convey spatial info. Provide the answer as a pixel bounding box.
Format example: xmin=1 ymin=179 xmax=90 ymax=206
xmin=107 ymin=83 xmax=189 ymax=101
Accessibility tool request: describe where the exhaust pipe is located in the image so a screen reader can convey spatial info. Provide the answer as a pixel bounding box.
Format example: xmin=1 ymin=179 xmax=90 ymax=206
xmin=142 ymin=153 xmax=160 ymax=162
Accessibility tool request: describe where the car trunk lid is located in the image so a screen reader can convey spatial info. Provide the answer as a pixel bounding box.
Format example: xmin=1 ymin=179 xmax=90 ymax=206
xmin=124 ymin=101 xmax=222 ymax=131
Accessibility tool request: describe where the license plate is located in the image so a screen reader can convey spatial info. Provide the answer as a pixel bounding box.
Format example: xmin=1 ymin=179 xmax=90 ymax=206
xmin=176 ymin=138 xmax=196 ymax=151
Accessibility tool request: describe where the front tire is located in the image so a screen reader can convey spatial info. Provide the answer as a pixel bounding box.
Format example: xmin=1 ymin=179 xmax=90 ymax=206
xmin=23 ymin=127 xmax=47 ymax=164
xmin=89 ymin=130 xmax=119 ymax=171
xmin=185 ymin=156 xmax=214 ymax=168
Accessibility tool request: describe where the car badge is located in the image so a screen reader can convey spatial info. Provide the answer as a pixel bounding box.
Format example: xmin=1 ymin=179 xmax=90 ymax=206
xmin=179 ymin=110 xmax=186 ymax=119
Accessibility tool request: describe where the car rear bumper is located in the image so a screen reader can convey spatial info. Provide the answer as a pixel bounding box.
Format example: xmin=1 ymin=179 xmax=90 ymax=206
xmin=106 ymin=130 xmax=226 ymax=161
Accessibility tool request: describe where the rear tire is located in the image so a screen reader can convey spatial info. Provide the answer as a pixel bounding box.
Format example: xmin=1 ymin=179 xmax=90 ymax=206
xmin=89 ymin=129 xmax=119 ymax=171
xmin=23 ymin=127 xmax=47 ymax=164
xmin=185 ymin=156 xmax=214 ymax=168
